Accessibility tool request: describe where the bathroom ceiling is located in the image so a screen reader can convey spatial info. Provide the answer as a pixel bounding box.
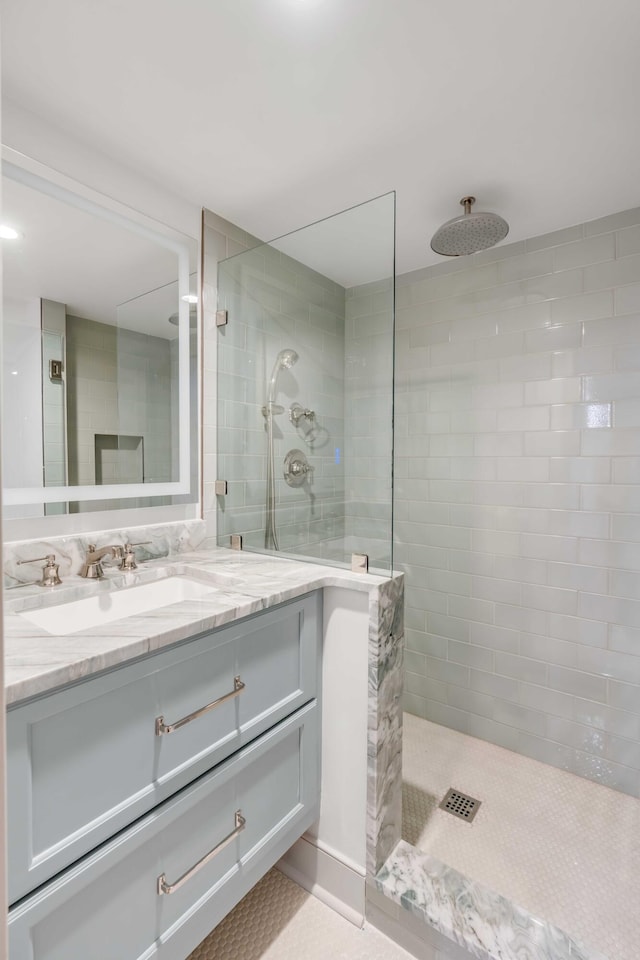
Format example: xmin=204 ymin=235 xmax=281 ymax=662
xmin=2 ymin=0 xmax=640 ymax=278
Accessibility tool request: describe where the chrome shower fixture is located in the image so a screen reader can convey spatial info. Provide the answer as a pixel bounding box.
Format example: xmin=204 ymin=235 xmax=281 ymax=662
xmin=430 ymin=196 xmax=509 ymax=257
xmin=267 ymin=348 xmax=299 ymax=404
xmin=289 ymin=403 xmax=315 ymax=427
xmin=264 ymin=347 xmax=300 ymax=551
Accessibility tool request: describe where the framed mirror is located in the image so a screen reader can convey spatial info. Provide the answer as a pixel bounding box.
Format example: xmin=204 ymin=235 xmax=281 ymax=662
xmin=1 ymin=147 xmax=199 ymax=520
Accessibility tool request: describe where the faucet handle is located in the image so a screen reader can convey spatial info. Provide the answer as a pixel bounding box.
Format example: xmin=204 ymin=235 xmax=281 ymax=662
xmin=119 ymin=542 xmax=150 ymax=572
xmin=17 ymin=554 xmax=62 ymax=587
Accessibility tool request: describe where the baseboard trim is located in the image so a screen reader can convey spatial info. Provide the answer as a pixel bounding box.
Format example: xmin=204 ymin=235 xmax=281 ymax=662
xmin=277 ymin=835 xmax=365 ymax=927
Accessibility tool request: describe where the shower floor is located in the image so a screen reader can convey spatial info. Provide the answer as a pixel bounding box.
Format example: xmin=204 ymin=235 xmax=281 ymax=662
xmin=402 ymin=712 xmax=640 ymax=960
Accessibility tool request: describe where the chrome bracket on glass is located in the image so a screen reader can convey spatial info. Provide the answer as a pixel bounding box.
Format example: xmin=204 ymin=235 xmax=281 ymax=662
xmin=351 ymin=553 xmax=369 ymax=574
xmin=215 ymin=480 xmax=228 ymax=495
xmin=283 ymin=449 xmax=313 ymax=487
xmin=155 ymin=676 xmax=245 ymax=736
xmin=157 ymin=810 xmax=246 ymax=895
xmin=230 ymin=534 xmax=243 ymax=550
xmin=216 ymin=309 xmax=228 ymax=327
xmin=49 ymin=359 xmax=63 ymax=382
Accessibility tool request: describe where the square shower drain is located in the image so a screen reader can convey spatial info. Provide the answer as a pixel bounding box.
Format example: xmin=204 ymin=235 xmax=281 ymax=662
xmin=439 ymin=787 xmax=481 ymax=822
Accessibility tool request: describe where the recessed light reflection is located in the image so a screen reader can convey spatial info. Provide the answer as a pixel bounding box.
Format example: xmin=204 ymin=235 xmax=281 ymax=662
xmin=0 ymin=224 xmax=20 ymax=240
xmin=181 ymin=294 xmax=198 ymax=304
xmin=11 ymin=370 xmax=18 ymax=376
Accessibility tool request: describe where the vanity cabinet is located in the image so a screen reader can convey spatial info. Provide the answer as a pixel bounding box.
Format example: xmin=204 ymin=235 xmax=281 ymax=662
xmin=8 ymin=592 xmax=321 ymax=960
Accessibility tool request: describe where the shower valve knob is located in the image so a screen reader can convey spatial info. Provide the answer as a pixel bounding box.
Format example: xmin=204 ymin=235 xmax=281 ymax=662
xmin=283 ymin=449 xmax=313 ymax=487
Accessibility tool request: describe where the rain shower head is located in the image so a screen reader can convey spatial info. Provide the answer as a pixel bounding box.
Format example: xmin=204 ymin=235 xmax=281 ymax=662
xmin=267 ymin=348 xmax=299 ymax=404
xmin=430 ymin=196 xmax=509 ymax=257
xmin=168 ymin=306 xmax=197 ymax=327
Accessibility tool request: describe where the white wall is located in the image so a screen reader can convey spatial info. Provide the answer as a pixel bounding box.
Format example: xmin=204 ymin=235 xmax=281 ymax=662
xmin=279 ymin=587 xmax=369 ymax=924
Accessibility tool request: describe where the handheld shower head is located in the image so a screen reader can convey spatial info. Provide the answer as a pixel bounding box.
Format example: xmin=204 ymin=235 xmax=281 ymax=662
xmin=276 ymin=348 xmax=299 ymax=370
xmin=267 ymin=348 xmax=299 ymax=404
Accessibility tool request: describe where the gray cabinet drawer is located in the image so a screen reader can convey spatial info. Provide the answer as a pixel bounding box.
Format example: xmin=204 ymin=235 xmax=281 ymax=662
xmin=8 ymin=591 xmax=320 ymax=903
xmin=9 ymin=701 xmax=319 ymax=960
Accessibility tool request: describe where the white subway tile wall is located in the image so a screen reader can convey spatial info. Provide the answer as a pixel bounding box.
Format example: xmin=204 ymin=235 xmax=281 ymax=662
xmin=396 ymin=208 xmax=640 ymax=798
xmin=344 ymin=279 xmax=395 ymax=570
xmin=206 ymin=210 xmax=395 ymax=570
xmin=215 ymin=238 xmax=348 ymax=561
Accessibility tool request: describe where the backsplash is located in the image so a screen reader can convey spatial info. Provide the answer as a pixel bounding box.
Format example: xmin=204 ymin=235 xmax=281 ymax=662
xmin=3 ymin=519 xmax=206 ymax=588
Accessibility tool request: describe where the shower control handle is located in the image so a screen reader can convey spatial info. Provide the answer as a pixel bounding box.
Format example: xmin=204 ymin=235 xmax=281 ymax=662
xmin=283 ymin=449 xmax=313 ymax=487
xmin=289 ymin=403 xmax=316 ymax=427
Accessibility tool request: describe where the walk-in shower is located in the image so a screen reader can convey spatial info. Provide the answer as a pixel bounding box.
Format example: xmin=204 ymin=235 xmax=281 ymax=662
xmin=262 ymin=348 xmax=299 ymax=550
xmin=211 ymin=191 xmax=637 ymax=959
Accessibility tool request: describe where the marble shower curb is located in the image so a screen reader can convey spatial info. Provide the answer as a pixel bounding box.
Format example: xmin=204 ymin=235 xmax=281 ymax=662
xmin=375 ymin=840 xmax=608 ymax=960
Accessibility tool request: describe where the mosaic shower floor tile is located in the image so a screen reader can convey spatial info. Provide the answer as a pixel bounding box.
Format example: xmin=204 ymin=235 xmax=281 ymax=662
xmin=402 ymin=712 xmax=640 ymax=960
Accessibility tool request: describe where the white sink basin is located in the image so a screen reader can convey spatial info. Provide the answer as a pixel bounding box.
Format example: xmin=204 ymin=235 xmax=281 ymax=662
xmin=19 ymin=576 xmax=216 ymax=636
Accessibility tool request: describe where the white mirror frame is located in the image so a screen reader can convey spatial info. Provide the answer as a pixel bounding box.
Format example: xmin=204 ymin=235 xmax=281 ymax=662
xmin=2 ymin=146 xmax=196 ymax=509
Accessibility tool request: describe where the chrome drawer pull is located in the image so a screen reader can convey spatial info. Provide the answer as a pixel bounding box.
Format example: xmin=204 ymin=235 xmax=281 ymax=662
xmin=155 ymin=676 xmax=245 ymax=736
xmin=157 ymin=810 xmax=246 ymax=896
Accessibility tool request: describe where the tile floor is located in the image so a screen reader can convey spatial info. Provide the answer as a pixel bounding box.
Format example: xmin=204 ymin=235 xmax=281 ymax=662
xmin=189 ymin=868 xmax=414 ymax=960
xmin=402 ymin=712 xmax=640 ymax=960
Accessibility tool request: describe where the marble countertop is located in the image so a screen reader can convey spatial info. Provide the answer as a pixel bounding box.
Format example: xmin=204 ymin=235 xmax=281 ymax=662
xmin=4 ymin=546 xmax=395 ymax=706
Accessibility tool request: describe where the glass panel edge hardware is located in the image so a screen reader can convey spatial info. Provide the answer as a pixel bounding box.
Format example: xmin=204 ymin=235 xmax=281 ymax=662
xmin=216 ymin=309 xmax=228 ymax=327
xmin=49 ymin=359 xmax=63 ymax=382
xmin=351 ymin=554 xmax=369 ymax=574
xmin=215 ymin=480 xmax=228 ymax=496
xmin=230 ymin=534 xmax=243 ymax=551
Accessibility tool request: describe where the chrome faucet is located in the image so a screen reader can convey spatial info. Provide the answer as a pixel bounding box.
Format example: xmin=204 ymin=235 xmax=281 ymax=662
xmin=80 ymin=544 xmax=124 ymax=579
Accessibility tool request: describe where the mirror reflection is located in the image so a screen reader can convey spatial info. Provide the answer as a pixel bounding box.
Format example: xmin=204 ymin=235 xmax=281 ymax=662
xmin=1 ymin=162 xmax=198 ymax=518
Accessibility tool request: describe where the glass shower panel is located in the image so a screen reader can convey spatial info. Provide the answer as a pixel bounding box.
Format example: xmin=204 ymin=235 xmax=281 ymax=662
xmin=216 ymin=193 xmax=395 ymax=574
